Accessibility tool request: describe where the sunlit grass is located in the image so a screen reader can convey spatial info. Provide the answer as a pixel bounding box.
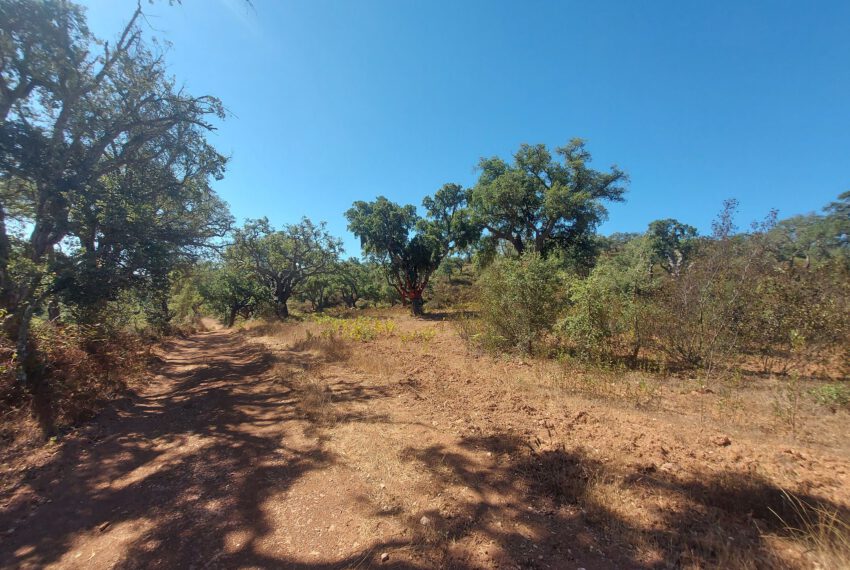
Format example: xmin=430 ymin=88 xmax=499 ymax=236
xmin=311 ymin=315 xmax=397 ymax=342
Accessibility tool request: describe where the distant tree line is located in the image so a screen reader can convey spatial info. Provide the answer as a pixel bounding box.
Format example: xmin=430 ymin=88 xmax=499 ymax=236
xmin=200 ymin=138 xmax=629 ymax=320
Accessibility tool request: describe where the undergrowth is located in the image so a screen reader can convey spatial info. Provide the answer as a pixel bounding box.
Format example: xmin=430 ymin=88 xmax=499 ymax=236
xmin=1 ymin=319 xmax=151 ymax=443
xmin=312 ymin=315 xmax=397 ymax=342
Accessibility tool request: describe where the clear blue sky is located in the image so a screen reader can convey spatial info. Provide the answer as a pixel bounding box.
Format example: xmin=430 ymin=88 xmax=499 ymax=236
xmin=80 ymin=0 xmax=850 ymax=255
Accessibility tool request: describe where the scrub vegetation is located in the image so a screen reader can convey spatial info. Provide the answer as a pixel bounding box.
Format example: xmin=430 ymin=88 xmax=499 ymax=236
xmin=1 ymin=2 xmax=848 ymax=569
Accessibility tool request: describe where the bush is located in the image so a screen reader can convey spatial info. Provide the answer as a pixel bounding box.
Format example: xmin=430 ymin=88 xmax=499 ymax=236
xmin=1 ymin=318 xmax=149 ymax=439
xmin=810 ymin=383 xmax=850 ymax=411
xmin=558 ymin=237 xmax=658 ymax=363
xmin=738 ymin=260 xmax=850 ymax=375
xmin=424 ymin=261 xmax=476 ymax=310
xmin=476 ymin=253 xmax=565 ymax=354
xmin=650 ymin=204 xmax=762 ymax=372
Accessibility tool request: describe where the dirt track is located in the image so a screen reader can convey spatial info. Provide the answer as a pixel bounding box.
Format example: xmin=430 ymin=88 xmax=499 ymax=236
xmin=2 ymin=321 xmax=849 ymax=569
xmin=0 ymin=328 xmax=614 ymax=569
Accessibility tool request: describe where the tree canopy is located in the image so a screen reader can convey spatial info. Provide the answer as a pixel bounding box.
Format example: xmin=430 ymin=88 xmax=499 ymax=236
xmin=227 ymin=218 xmax=342 ymax=318
xmin=469 ymin=140 xmax=627 ymax=260
xmin=0 ymin=0 xmax=231 ymax=385
xmin=345 ymin=184 xmax=477 ymax=315
xmin=769 ymin=191 xmax=850 ymax=268
xmin=645 ymin=219 xmax=698 ymax=276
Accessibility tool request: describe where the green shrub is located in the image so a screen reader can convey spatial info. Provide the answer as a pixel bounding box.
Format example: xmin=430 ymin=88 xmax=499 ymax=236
xmin=476 ymin=253 xmax=565 ymax=354
xmin=810 ymin=383 xmax=850 ymax=411
xmin=649 ymin=204 xmax=763 ymax=372
xmin=558 ymin=237 xmax=658 ymax=363
xmin=738 ymin=260 xmax=850 ymax=374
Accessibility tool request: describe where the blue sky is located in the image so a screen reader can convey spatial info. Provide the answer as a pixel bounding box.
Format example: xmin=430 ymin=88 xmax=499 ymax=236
xmin=79 ymin=0 xmax=850 ymax=255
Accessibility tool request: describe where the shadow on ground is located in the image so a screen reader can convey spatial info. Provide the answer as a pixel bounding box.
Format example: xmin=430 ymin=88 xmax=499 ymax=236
xmin=390 ymin=432 xmax=850 ymax=568
xmin=1 ymin=330 xmax=847 ymax=569
xmin=0 ymin=330 xmax=394 ymax=569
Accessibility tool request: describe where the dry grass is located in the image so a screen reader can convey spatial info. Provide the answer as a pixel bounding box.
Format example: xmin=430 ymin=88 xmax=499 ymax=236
xmin=263 ymin=327 xmax=357 ymax=424
xmin=771 ymin=373 xmax=806 ymax=436
xmin=346 ymin=341 xmax=405 ymax=383
xmin=288 ymin=330 xmax=352 ymax=363
xmin=452 ymin=313 xmax=484 ymax=346
xmin=241 ymin=319 xmax=301 ymax=339
xmin=293 ymin=372 xmax=337 ymax=425
xmin=1 ymin=321 xmax=150 ymax=442
xmin=769 ymin=490 xmax=850 ymax=569
xmin=511 ymin=357 xmax=663 ymax=410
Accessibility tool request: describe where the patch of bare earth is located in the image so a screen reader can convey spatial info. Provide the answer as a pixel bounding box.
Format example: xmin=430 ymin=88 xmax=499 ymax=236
xmin=2 ymin=310 xmax=849 ymax=569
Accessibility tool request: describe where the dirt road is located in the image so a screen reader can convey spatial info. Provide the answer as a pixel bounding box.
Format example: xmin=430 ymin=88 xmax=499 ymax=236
xmin=3 ymin=321 xmax=848 ymax=569
xmin=0 ymin=328 xmax=615 ymax=569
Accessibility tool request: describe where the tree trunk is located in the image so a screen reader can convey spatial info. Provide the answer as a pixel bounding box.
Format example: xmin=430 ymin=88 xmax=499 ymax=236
xmin=227 ymin=307 xmax=238 ymax=328
xmin=629 ymin=342 xmax=641 ymax=367
xmin=411 ymin=296 xmax=424 ymax=316
xmin=0 ymin=204 xmax=10 ymax=310
xmin=274 ymin=284 xmax=291 ymax=319
xmin=30 ymin=377 xmax=56 ymax=439
xmin=12 ymin=302 xmax=55 ymax=438
xmin=513 ymin=237 xmax=525 ymax=255
xmin=15 ymin=305 xmax=35 ymax=388
xmin=48 ymin=299 xmax=61 ymax=322
xmin=276 ymin=300 xmax=290 ymax=319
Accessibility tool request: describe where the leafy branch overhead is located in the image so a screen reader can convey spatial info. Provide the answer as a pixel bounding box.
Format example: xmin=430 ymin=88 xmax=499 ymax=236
xmin=0 ymin=0 xmax=233 ymax=386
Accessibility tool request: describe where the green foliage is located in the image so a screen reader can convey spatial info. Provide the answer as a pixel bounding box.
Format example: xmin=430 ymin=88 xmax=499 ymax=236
xmin=336 ymin=258 xmax=382 ymax=308
xmin=421 ymin=183 xmax=481 ymax=252
xmin=199 ymin=262 xmax=266 ymax=327
xmin=647 ymin=201 xmax=756 ymax=371
xmin=0 ymin=0 xmax=232 ymax=389
xmin=425 ymin=258 xmax=477 ymax=309
xmin=547 ymin=198 xmax=849 ymax=376
xmin=556 ymin=219 xmax=695 ymax=364
xmin=737 ymin=259 xmax=849 ymax=374
xmin=477 ymin=253 xmax=565 ymax=354
xmin=645 ymin=218 xmax=698 ymax=276
xmin=399 ymin=328 xmax=436 ymax=343
xmin=810 ymin=383 xmax=850 ymax=411
xmin=168 ymin=268 xmax=205 ymax=329
xmin=769 ymin=191 xmax=850 ymax=268
xmin=469 ymin=140 xmax=627 ymax=262
xmin=559 ymin=236 xmax=658 ymax=362
xmin=347 ymin=197 xmax=418 ymax=260
xmin=312 ymin=315 xmax=396 ymax=342
xmin=303 ymin=268 xmax=387 ymax=314
xmin=228 ymin=217 xmax=342 ymax=318
xmin=596 ymin=232 xmax=643 ymax=255
xmin=346 ymin=184 xmax=477 ymax=315
xmin=298 ymin=273 xmax=337 ymax=312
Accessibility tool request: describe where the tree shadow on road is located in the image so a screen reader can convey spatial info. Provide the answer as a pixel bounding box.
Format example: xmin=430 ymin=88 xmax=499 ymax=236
xmin=388 ymin=432 xmax=850 ymax=569
xmin=0 ymin=330 xmax=397 ymax=569
xmin=2 ymin=330 xmax=848 ymax=569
